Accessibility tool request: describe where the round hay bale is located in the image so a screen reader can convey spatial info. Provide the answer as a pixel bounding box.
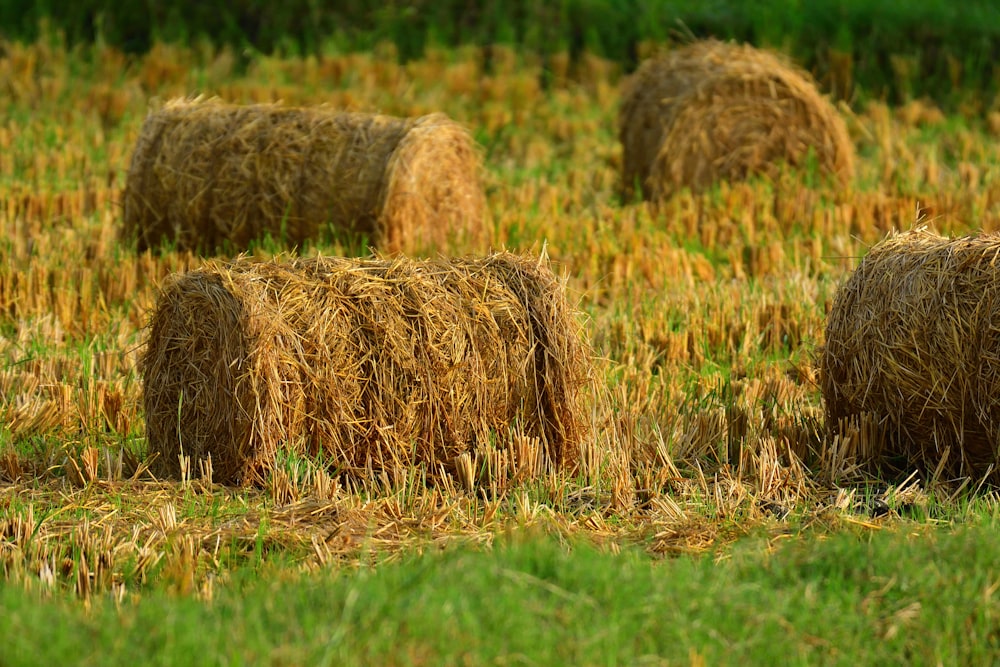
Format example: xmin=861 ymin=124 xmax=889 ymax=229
xmin=141 ymin=252 xmax=592 ymax=486
xmin=821 ymin=229 xmax=1000 ymax=482
xmin=619 ymin=40 xmax=854 ymax=202
xmin=122 ymin=97 xmax=489 ymax=254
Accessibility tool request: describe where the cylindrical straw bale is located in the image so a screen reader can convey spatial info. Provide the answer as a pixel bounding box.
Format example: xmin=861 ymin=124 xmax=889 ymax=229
xmin=821 ymin=229 xmax=1000 ymax=482
xmin=141 ymin=252 xmax=592 ymax=485
xmin=122 ymin=97 xmax=488 ymax=254
xmin=619 ymin=40 xmax=854 ymax=202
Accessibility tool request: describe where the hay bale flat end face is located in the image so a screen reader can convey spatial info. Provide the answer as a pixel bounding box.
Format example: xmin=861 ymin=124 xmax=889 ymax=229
xmin=141 ymin=253 xmax=592 ymax=486
xmin=821 ymin=229 xmax=1000 ymax=482
xmin=618 ymin=40 xmax=854 ymax=202
xmin=140 ymin=268 xmax=294 ymax=484
xmin=122 ymin=98 xmax=489 ymax=255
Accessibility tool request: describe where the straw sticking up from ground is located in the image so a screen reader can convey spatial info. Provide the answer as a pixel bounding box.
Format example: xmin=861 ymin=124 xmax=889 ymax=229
xmin=619 ymin=39 xmax=854 ymax=202
xmin=122 ymin=97 xmax=489 ymax=255
xmin=821 ymin=228 xmax=1000 ymax=484
xmin=141 ymin=252 xmax=594 ymax=487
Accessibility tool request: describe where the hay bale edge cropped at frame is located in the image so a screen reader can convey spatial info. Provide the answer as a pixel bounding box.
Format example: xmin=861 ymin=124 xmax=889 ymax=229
xmin=619 ymin=39 xmax=855 ymax=202
xmin=141 ymin=251 xmax=593 ymax=486
xmin=821 ymin=228 xmax=1000 ymax=483
xmin=122 ymin=97 xmax=489 ymax=255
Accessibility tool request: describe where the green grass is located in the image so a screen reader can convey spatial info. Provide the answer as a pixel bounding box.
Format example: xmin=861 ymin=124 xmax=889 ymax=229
xmin=3 ymin=520 xmax=999 ymax=666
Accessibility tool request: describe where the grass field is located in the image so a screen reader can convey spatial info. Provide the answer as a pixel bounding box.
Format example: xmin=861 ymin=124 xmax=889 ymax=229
xmin=5 ymin=520 xmax=1000 ymax=665
xmin=2 ymin=32 xmax=1000 ymax=663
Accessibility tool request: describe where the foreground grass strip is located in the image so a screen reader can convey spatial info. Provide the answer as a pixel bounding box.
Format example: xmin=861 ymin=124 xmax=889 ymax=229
xmin=3 ymin=521 xmax=998 ymax=666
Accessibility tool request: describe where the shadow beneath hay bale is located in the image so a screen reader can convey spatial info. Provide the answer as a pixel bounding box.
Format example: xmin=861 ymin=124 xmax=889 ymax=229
xmin=121 ymin=97 xmax=490 ymax=257
xmin=141 ymin=252 xmax=593 ymax=488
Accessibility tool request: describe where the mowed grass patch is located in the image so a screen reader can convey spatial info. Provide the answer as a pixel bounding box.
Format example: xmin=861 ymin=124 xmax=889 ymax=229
xmin=3 ymin=518 xmax=999 ymax=666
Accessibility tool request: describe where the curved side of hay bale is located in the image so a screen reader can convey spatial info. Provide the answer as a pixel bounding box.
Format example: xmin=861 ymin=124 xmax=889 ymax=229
xmin=619 ymin=40 xmax=854 ymax=202
xmin=122 ymin=99 xmax=488 ymax=255
xmin=821 ymin=229 xmax=1000 ymax=482
xmin=141 ymin=252 xmax=591 ymax=485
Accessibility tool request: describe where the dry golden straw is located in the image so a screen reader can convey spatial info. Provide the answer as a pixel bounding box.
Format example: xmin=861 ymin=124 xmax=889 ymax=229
xmin=821 ymin=229 xmax=1000 ymax=483
xmin=141 ymin=252 xmax=592 ymax=486
xmin=122 ymin=97 xmax=488 ymax=254
xmin=619 ymin=40 xmax=855 ymax=202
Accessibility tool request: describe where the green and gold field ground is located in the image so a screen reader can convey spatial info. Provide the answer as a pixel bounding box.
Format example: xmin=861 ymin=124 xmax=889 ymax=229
xmin=2 ymin=32 xmax=1000 ymax=664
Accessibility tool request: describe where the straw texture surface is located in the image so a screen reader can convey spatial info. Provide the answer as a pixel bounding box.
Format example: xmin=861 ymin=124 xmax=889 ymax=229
xmin=142 ymin=252 xmax=592 ymax=485
xmin=123 ymin=98 xmax=488 ymax=254
xmin=822 ymin=229 xmax=1000 ymax=482
xmin=619 ymin=40 xmax=854 ymax=202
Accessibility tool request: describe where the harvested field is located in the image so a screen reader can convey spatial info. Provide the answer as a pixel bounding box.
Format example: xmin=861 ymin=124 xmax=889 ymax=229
xmin=5 ymin=33 xmax=1000 ymax=615
xmin=821 ymin=228 xmax=1000 ymax=483
xmin=619 ymin=39 xmax=854 ymax=202
xmin=122 ymin=97 xmax=489 ymax=254
xmin=141 ymin=252 xmax=593 ymax=486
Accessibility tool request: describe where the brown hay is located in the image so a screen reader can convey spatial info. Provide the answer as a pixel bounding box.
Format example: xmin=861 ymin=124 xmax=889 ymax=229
xmin=141 ymin=252 xmax=592 ymax=486
xmin=821 ymin=228 xmax=1000 ymax=484
xmin=122 ymin=97 xmax=489 ymax=254
xmin=619 ymin=40 xmax=855 ymax=202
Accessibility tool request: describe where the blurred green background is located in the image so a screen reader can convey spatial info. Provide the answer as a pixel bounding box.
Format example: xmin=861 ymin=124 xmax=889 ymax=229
xmin=4 ymin=1 xmax=999 ymax=109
